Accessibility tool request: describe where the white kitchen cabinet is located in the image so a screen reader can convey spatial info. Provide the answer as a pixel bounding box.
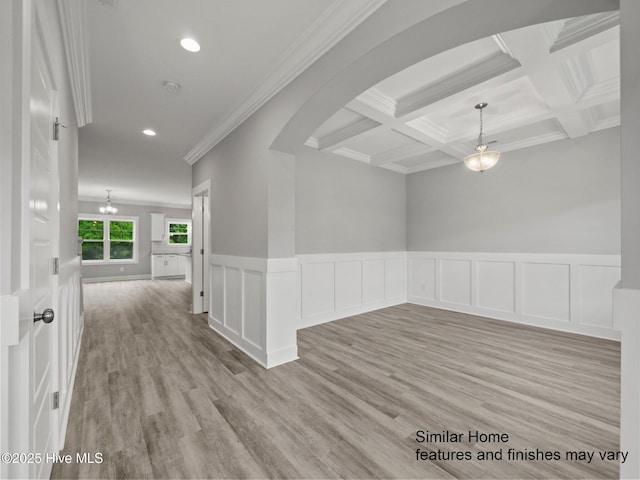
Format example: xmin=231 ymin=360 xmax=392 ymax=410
xmin=152 ymin=254 xmax=189 ymax=279
xmin=151 ymin=213 xmax=165 ymax=241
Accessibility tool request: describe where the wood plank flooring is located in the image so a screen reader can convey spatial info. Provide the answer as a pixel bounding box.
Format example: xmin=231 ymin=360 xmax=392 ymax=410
xmin=52 ymin=279 xmax=620 ymax=479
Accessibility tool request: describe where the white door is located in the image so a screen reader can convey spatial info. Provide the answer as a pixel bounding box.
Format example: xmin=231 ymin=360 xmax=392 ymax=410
xmin=27 ymin=14 xmax=59 ymax=480
xmin=191 ymin=182 xmax=210 ymax=314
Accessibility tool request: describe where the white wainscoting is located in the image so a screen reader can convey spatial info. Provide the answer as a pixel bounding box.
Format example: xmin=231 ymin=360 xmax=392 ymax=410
xmin=57 ymin=256 xmax=84 ymax=448
xmin=408 ymin=252 xmax=621 ymax=340
xmin=209 ymin=255 xmax=298 ymax=369
xmin=297 ymin=252 xmax=407 ymax=329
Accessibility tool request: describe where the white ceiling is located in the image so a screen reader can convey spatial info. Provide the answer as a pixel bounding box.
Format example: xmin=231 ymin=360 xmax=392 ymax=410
xmin=77 ymin=3 xmax=620 ymax=209
xmin=78 ymin=0 xmax=383 ymax=208
xmin=306 ymin=12 xmax=620 ymax=174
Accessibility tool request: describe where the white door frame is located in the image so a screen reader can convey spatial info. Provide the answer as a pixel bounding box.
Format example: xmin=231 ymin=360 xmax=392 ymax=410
xmin=1 ymin=1 xmax=61 ymax=478
xmin=192 ymin=179 xmax=210 ymax=314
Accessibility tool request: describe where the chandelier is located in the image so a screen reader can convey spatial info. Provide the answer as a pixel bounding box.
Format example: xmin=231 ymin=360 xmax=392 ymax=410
xmin=99 ymin=189 xmax=118 ymax=215
xmin=464 ymin=102 xmax=500 ymax=173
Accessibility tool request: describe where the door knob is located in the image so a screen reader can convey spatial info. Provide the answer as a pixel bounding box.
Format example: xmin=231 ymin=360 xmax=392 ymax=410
xmin=34 ymin=308 xmax=54 ymax=324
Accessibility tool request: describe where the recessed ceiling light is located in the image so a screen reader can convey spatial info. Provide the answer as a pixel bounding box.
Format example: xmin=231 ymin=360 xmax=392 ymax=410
xmin=143 ymin=129 xmax=156 ymax=136
xmin=180 ymin=38 xmax=200 ymax=53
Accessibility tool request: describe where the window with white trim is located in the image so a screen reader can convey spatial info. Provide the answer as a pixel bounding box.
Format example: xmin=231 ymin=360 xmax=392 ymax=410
xmin=78 ymin=215 xmax=138 ymax=263
xmin=166 ymin=219 xmax=191 ymax=246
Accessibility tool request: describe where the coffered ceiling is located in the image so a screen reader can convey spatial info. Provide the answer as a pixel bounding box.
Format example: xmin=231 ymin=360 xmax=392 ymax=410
xmin=305 ymin=12 xmax=620 ymax=174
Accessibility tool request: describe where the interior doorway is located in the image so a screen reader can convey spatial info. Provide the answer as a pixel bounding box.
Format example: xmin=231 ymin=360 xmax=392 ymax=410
xmin=191 ymin=180 xmax=210 ymax=314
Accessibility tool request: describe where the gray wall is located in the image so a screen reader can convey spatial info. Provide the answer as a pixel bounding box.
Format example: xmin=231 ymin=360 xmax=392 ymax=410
xmin=295 ymin=147 xmax=406 ymax=254
xmin=407 ymin=127 xmax=621 ymax=254
xmin=191 ymin=112 xmax=271 ymax=258
xmin=79 ymin=201 xmax=191 ymax=279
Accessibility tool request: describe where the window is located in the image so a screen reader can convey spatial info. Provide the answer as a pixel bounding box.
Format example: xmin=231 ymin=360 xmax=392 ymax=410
xmin=78 ymin=215 xmax=138 ymax=263
xmin=166 ymin=219 xmax=191 ymax=246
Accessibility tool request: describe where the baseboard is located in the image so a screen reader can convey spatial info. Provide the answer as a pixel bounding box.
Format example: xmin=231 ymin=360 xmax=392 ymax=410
xmin=208 ymin=318 xmax=268 ymax=367
xmin=407 ymin=251 xmax=620 ymax=341
xmin=82 ymin=274 xmax=152 ymax=283
xmin=299 ymin=297 xmax=406 ymax=329
xmin=409 ymin=296 xmax=620 ymax=341
xmin=209 ymin=316 xmax=298 ymax=369
xmin=297 ymin=251 xmax=407 ymax=330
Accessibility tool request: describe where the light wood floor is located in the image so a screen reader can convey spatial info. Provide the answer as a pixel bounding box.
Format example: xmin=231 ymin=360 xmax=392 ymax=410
xmin=52 ymin=279 xmax=620 ymax=479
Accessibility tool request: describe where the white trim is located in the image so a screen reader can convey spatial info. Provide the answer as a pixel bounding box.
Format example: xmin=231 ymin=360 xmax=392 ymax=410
xmin=297 ymin=251 xmax=407 ymax=329
xmin=408 ymin=251 xmax=621 ymax=340
xmin=165 ymin=218 xmax=192 ymax=247
xmin=78 ymin=195 xmax=190 ymax=210
xmin=550 ymin=11 xmax=620 ymax=53
xmin=192 ymin=180 xmax=211 ymax=314
xmin=208 ymin=255 xmax=298 ymax=369
xmin=82 ymin=274 xmax=151 ymax=283
xmin=614 ymin=285 xmax=640 ymax=478
xmin=56 ymin=256 xmax=83 ymax=449
xmin=395 ymin=53 xmax=522 ymax=118
xmin=78 ymin=214 xmax=139 ymax=264
xmin=183 ymin=0 xmax=386 ymax=165
xmin=56 ymin=0 xmax=91 ymax=126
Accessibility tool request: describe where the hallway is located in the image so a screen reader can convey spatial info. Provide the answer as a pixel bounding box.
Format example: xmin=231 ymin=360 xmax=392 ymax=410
xmin=53 ymin=279 xmax=620 ymax=479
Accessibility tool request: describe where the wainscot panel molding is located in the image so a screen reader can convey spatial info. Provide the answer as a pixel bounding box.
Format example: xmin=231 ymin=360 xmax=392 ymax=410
xmin=408 ymin=252 xmax=621 ymax=340
xmin=297 ymin=252 xmax=407 ymax=329
xmin=209 ymin=255 xmax=298 ymax=369
xmin=82 ymin=274 xmax=151 ymax=284
xmin=57 ymin=256 xmax=84 ymax=448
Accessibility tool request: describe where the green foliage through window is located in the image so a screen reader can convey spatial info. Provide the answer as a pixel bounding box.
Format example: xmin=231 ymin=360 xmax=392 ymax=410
xmin=78 ymin=217 xmax=136 ymax=262
xmin=168 ymin=222 xmax=190 ymax=245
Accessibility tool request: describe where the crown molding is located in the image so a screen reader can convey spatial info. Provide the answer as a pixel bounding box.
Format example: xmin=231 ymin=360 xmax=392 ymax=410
xmin=491 ymin=34 xmax=515 ymax=59
xmin=550 ymin=11 xmax=619 ymax=54
xmin=355 ymin=87 xmax=397 ymax=118
xmin=304 ymin=137 xmax=320 ymax=149
xmin=560 ymin=55 xmax=593 ymax=102
xmin=581 ymin=76 xmax=620 ymax=104
xmin=379 ymin=163 xmax=408 ymax=174
xmin=57 ymin=0 xmax=92 ymax=126
xmin=184 ymin=0 xmax=387 ymax=165
xmin=331 ymin=147 xmax=371 ymax=164
xmin=78 ymin=196 xmax=191 ymax=210
xmin=497 ymin=131 xmax=567 ymax=153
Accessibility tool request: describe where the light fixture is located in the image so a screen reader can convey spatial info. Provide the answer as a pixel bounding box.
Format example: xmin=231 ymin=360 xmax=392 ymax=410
xmin=180 ymin=38 xmax=200 ymax=53
xmin=464 ymin=102 xmax=500 ymax=173
xmin=99 ymin=189 xmax=118 ymax=215
xmin=143 ymin=129 xmax=156 ymax=136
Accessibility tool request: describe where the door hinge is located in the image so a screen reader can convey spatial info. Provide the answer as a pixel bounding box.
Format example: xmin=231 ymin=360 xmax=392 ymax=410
xmin=53 ymin=257 xmax=59 ymax=275
xmin=53 ymin=392 xmax=59 ymax=410
xmin=200 ymin=291 xmax=204 ymax=297
xmin=200 ymin=249 xmax=204 ymax=255
xmin=201 ymin=203 xmax=205 ymax=213
xmin=53 ymin=117 xmax=66 ymax=141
